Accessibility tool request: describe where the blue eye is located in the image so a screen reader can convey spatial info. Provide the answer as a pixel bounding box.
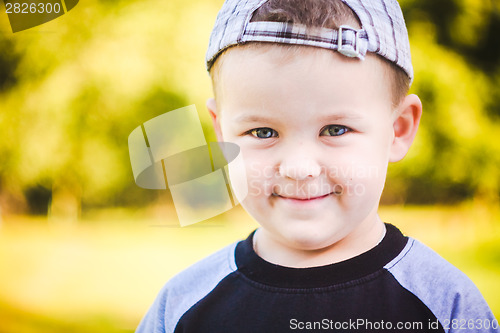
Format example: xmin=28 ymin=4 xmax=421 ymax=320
xmin=321 ymin=125 xmax=350 ymax=136
xmin=250 ymin=128 xmax=278 ymax=139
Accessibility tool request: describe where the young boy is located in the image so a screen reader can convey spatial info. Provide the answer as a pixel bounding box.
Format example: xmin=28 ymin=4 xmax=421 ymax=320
xmin=137 ymin=0 xmax=498 ymax=332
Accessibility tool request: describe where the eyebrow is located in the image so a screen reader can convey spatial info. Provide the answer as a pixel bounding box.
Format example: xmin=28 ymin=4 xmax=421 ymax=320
xmin=233 ymin=112 xmax=364 ymax=123
xmin=317 ymin=113 xmax=364 ymax=122
xmin=233 ymin=115 xmax=276 ymax=123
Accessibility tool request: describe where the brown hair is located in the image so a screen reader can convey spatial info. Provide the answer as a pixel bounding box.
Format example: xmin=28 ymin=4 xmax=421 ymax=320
xmin=210 ymin=0 xmax=410 ymax=108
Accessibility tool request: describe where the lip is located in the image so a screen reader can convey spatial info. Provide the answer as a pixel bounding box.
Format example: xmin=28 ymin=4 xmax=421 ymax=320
xmin=274 ymin=193 xmax=332 ymax=206
xmin=280 ymin=193 xmax=331 ymax=200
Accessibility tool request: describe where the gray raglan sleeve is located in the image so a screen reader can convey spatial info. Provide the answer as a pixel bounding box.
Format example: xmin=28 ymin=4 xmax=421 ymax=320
xmin=135 ymin=241 xmax=238 ymax=333
xmin=136 ymin=283 xmax=170 ymax=333
xmin=386 ymin=238 xmax=499 ymax=333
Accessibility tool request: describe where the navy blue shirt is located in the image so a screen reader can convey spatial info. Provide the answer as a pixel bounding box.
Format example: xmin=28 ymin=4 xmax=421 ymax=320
xmin=137 ymin=224 xmax=498 ymax=333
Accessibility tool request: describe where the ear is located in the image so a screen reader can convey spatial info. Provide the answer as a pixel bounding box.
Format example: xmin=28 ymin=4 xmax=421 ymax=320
xmin=206 ymin=98 xmax=224 ymax=142
xmin=389 ymin=94 xmax=422 ymax=162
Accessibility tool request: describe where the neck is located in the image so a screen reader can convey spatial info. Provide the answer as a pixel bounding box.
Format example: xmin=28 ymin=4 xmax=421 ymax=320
xmin=254 ymin=214 xmax=386 ymax=268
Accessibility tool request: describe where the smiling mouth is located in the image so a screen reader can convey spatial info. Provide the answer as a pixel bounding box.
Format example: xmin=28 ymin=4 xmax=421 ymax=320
xmin=272 ymin=193 xmax=332 ymax=201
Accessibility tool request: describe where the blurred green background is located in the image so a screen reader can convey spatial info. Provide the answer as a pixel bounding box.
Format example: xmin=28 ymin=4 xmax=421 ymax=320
xmin=0 ymin=0 xmax=499 ymax=332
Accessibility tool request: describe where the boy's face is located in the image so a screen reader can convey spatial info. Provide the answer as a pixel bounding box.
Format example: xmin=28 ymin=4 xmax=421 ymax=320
xmin=208 ymin=45 xmax=420 ymax=257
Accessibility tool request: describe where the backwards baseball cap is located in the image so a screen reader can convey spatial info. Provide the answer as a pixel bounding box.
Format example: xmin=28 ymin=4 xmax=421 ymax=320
xmin=206 ymin=0 xmax=413 ymax=83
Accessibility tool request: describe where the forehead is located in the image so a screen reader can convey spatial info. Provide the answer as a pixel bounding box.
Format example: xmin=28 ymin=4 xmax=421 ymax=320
xmin=215 ymin=44 xmax=393 ymax=119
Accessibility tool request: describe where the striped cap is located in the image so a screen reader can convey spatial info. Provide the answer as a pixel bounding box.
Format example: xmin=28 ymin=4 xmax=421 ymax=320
xmin=206 ymin=0 xmax=413 ymax=83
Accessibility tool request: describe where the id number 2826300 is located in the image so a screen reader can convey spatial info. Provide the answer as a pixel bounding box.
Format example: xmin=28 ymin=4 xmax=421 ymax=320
xmin=5 ymin=2 xmax=62 ymax=14
xmin=441 ymin=319 xmax=499 ymax=330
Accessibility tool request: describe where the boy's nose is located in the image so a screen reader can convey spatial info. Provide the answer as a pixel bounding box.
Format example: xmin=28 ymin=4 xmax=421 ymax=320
xmin=278 ymin=158 xmax=321 ymax=180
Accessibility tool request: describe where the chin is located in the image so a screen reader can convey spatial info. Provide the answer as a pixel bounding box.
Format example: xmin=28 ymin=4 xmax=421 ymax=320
xmin=281 ymin=225 xmax=342 ymax=251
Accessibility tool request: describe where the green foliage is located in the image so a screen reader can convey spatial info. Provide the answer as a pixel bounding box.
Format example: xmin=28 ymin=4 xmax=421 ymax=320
xmin=0 ymin=38 xmax=19 ymax=91
xmin=385 ymin=0 xmax=500 ymax=204
xmin=0 ymin=0 xmax=219 ymax=212
xmin=0 ymin=0 xmax=498 ymax=211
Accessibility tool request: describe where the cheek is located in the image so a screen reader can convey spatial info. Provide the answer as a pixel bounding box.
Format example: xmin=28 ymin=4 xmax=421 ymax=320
xmin=245 ymin=158 xmax=275 ymax=198
xmin=228 ymin=149 xmax=276 ymax=201
xmin=326 ymin=148 xmax=388 ymax=200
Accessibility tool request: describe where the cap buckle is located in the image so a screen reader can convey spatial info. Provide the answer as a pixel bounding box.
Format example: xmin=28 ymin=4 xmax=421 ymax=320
xmin=337 ymin=25 xmax=360 ymax=58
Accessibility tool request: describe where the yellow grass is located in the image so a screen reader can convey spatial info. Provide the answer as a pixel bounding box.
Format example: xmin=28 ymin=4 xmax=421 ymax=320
xmin=0 ymin=203 xmax=498 ymax=332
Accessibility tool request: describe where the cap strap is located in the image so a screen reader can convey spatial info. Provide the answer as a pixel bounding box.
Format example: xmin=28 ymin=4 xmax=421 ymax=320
xmin=241 ymin=21 xmax=368 ymax=60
